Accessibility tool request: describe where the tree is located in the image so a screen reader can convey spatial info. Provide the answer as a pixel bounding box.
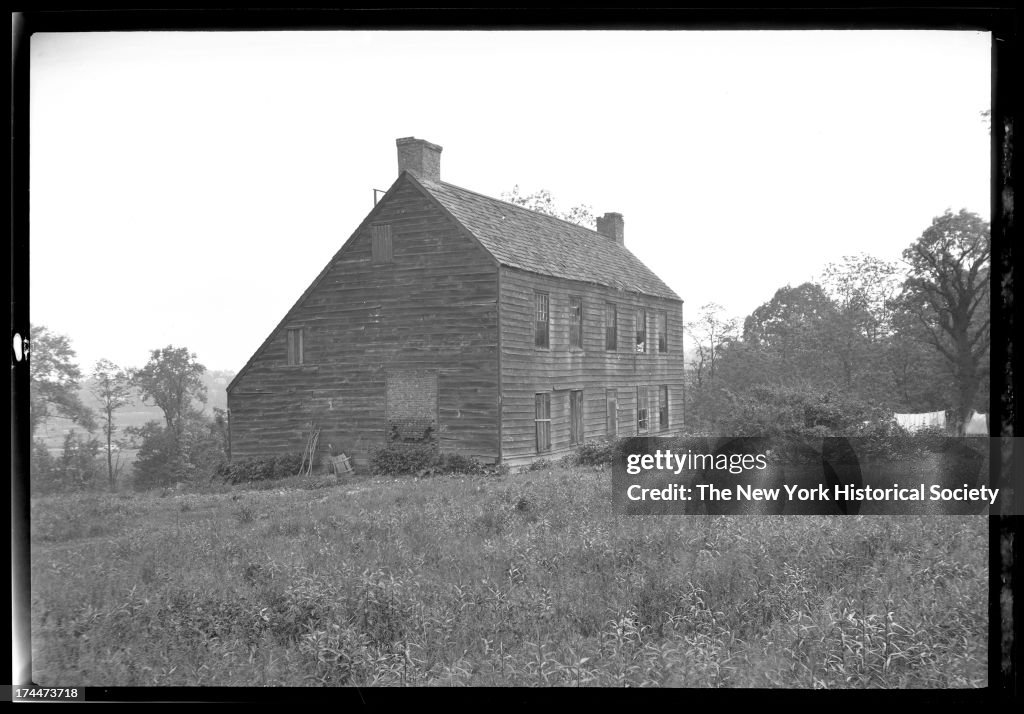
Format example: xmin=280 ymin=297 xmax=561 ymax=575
xmin=501 ymin=185 xmax=596 ymax=228
xmin=686 ymin=303 xmax=738 ymax=390
xmin=28 ymin=324 xmax=95 ymax=436
xmin=818 ymin=254 xmax=902 ymax=395
xmin=741 ymin=283 xmax=838 ymax=386
xmin=900 ymin=209 xmax=990 ymax=434
xmin=90 ymin=359 xmax=134 ymax=489
xmin=132 ymin=346 xmax=208 ymax=448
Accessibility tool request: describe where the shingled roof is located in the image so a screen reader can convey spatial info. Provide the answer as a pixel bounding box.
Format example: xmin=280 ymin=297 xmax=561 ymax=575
xmin=415 ymin=177 xmax=681 ymax=301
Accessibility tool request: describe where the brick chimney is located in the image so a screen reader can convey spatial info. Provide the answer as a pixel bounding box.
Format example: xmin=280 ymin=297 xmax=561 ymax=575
xmin=396 ymin=137 xmax=442 ymax=182
xmin=596 ymin=212 xmax=624 ymax=245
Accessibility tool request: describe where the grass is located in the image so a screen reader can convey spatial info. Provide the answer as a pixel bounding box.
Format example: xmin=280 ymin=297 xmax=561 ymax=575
xmin=29 ymin=465 xmax=987 ymax=687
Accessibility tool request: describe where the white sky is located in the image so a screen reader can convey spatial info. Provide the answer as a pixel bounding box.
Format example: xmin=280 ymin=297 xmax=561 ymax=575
xmin=29 ymin=30 xmax=991 ymax=372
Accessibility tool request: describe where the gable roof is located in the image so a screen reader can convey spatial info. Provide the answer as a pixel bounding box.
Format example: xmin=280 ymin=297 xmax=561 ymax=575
xmin=414 ymin=176 xmax=681 ymax=301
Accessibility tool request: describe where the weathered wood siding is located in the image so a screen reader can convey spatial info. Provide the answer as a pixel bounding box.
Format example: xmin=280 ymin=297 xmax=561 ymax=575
xmin=499 ymin=266 xmax=685 ymax=465
xmin=228 ymin=177 xmax=500 ymax=465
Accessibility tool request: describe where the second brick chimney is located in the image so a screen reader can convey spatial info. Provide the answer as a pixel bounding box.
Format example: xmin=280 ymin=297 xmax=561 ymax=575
xmin=396 ymin=137 xmax=442 ymax=182
xmin=596 ymin=212 xmax=624 ymax=245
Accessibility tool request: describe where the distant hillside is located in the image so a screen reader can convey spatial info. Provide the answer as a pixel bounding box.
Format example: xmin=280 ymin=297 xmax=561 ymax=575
xmin=34 ymin=369 xmax=235 ymax=450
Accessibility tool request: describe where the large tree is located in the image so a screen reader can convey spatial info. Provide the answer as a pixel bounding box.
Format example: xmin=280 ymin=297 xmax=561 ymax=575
xmin=132 ymin=346 xmax=208 ymax=447
xmin=90 ymin=359 xmax=134 ymax=489
xmin=818 ymin=254 xmax=902 ymax=396
xmin=741 ymin=282 xmax=838 ymax=386
xmin=28 ymin=325 xmax=94 ymax=436
xmin=900 ymin=208 xmax=990 ymax=434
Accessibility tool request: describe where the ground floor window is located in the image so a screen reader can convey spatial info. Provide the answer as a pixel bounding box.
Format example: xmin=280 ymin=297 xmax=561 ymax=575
xmin=637 ymin=386 xmax=650 ymax=433
xmin=659 ymin=385 xmax=669 ymax=431
xmin=570 ymin=390 xmax=584 ymax=445
xmin=606 ymin=389 xmax=618 ymax=436
xmin=535 ymin=393 xmax=551 ymax=453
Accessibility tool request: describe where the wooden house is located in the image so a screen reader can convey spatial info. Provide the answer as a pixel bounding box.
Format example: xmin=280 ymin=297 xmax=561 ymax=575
xmin=227 ymin=137 xmax=685 ymax=467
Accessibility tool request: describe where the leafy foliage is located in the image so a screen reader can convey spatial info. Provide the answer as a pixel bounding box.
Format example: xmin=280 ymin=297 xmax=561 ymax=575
xmin=218 ymin=453 xmax=307 ymax=485
xmin=570 ymin=440 xmax=620 ymax=466
xmin=132 ymin=346 xmax=208 ymax=445
xmin=29 ymin=325 xmax=95 ymax=435
xmin=31 ymin=431 xmax=103 ymax=495
xmin=91 ymin=359 xmax=134 ymax=489
xmin=501 ymin=185 xmax=596 ymax=228
xmin=899 ymin=209 xmax=990 ymax=433
xmin=368 ymin=446 xmax=500 ymax=477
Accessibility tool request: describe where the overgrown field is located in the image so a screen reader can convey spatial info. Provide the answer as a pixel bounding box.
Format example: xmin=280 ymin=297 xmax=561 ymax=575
xmin=29 ymin=466 xmax=987 ymax=687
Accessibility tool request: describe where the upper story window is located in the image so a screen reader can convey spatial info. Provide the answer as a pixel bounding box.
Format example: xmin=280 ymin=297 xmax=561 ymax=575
xmin=605 ymin=303 xmax=617 ymax=351
xmin=535 ymin=292 xmax=550 ymax=349
xmin=636 ymin=308 xmax=647 ymax=353
xmin=371 ymin=223 xmax=393 ymax=264
xmin=657 ymin=311 xmax=668 ymax=353
xmin=569 ymin=296 xmax=583 ymax=349
xmin=287 ymin=328 xmax=304 ymax=365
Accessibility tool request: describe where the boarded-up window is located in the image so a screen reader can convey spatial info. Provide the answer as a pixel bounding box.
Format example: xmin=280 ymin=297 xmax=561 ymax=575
xmin=287 ymin=328 xmax=304 ymax=365
xmin=569 ymin=296 xmax=583 ymax=349
xmin=570 ymin=390 xmax=584 ymax=445
xmin=636 ymin=308 xmax=647 ymax=353
xmin=535 ymin=393 xmax=551 ymax=453
xmin=606 ymin=388 xmax=618 ymax=436
xmin=659 ymin=385 xmax=669 ymax=431
xmin=371 ymin=224 xmax=393 ymax=264
xmin=535 ymin=293 xmax=550 ymax=349
xmin=386 ymin=370 xmax=438 ymax=443
xmin=605 ymin=303 xmax=617 ymax=351
xmin=658 ymin=311 xmax=668 ymax=353
xmin=637 ymin=386 xmax=649 ymax=433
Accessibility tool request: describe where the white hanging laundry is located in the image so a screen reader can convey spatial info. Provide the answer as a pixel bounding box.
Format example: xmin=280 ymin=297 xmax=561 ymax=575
xmin=965 ymin=411 xmax=988 ymax=435
xmin=894 ymin=410 xmax=946 ymax=433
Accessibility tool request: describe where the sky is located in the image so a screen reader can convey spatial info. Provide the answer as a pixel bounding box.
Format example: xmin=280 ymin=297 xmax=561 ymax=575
xmin=29 ymin=30 xmax=992 ymax=372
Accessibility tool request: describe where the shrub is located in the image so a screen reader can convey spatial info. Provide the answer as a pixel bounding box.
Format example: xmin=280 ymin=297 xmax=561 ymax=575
xmin=369 ymin=444 xmax=438 ymax=476
xmin=368 ymin=446 xmax=504 ymax=477
xmin=217 ymin=453 xmax=308 ymax=485
xmin=572 ymin=439 xmax=619 ymax=466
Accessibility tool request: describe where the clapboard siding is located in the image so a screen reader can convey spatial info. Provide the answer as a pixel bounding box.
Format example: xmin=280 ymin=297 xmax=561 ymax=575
xmin=228 ymin=176 xmax=500 ymax=465
xmin=499 ymin=266 xmax=685 ymax=464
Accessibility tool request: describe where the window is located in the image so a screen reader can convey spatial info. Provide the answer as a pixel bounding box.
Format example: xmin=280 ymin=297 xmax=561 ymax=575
xmin=535 ymin=293 xmax=550 ymax=349
xmin=535 ymin=393 xmax=551 ymax=453
xmin=605 ymin=303 xmax=617 ymax=351
xmin=637 ymin=386 xmax=649 ymax=433
xmin=570 ymin=390 xmax=584 ymax=445
xmin=658 ymin=311 xmax=668 ymax=353
xmin=371 ymin=223 xmax=393 ymax=264
xmin=606 ymin=389 xmax=618 ymax=436
xmin=287 ymin=328 xmax=304 ymax=366
xmin=636 ymin=308 xmax=647 ymax=353
xmin=659 ymin=385 xmax=669 ymax=431
xmin=569 ymin=296 xmax=583 ymax=349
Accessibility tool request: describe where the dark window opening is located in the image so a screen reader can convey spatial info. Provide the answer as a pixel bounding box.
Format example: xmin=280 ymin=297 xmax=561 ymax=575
xmin=569 ymin=296 xmax=583 ymax=349
xmin=637 ymin=386 xmax=649 ymax=433
xmin=570 ymin=390 xmax=584 ymax=445
xmin=659 ymin=385 xmax=669 ymax=431
xmin=605 ymin=303 xmax=617 ymax=351
xmin=287 ymin=328 xmax=304 ymax=366
xmin=606 ymin=388 xmax=618 ymax=436
xmin=658 ymin=311 xmax=668 ymax=353
xmin=371 ymin=224 xmax=393 ymax=264
xmin=535 ymin=293 xmax=550 ymax=349
xmin=636 ymin=308 xmax=647 ymax=353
